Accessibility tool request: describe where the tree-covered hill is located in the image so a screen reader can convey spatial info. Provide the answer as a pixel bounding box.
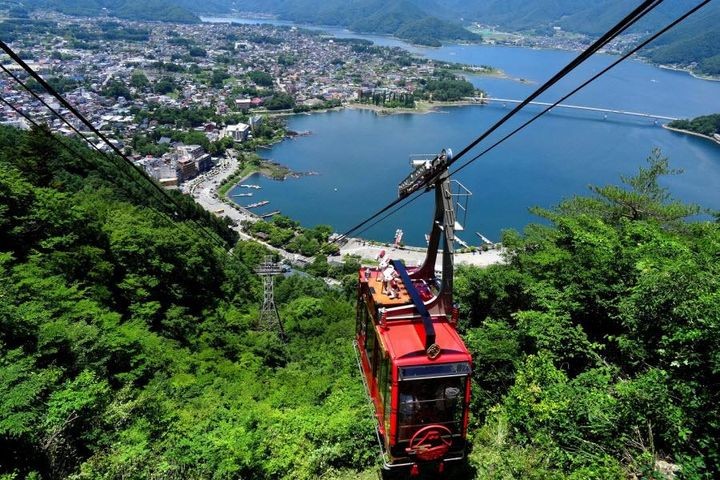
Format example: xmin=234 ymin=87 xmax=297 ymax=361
xmin=413 ymin=0 xmax=720 ymax=76
xmin=186 ymin=0 xmax=479 ymax=46
xmin=2 ymin=124 xmax=719 ymax=479
xmin=456 ymin=150 xmax=720 ymax=478
xmin=0 ymin=125 xmax=375 ymax=479
xmin=15 ymin=0 xmax=200 ymax=23
xmin=641 ymin=11 xmax=720 ymax=76
xmin=669 ymin=114 xmax=720 ymax=138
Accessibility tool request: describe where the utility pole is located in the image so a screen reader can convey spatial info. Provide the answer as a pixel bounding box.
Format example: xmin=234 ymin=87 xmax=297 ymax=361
xmin=255 ymin=256 xmax=286 ymax=340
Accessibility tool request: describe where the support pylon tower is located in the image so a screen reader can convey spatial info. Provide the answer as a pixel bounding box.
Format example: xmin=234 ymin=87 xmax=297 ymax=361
xmin=255 ymin=256 xmax=286 ymax=339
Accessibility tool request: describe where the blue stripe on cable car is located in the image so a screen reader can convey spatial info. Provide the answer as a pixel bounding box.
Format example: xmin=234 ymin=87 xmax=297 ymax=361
xmin=391 ymin=259 xmax=436 ymax=349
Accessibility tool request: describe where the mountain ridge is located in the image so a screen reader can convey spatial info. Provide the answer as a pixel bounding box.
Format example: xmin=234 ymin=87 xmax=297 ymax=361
xmin=13 ymin=0 xmax=201 ymax=23
xmin=7 ymin=0 xmax=718 ymax=73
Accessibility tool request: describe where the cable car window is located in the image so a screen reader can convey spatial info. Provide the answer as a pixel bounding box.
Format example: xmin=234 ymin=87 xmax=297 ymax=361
xmin=355 ymin=302 xmax=363 ymax=335
xmin=399 ymin=362 xmax=471 ymax=380
xmin=379 ymin=356 xmax=388 ymax=401
xmin=382 ymin=359 xmax=391 ymax=426
xmin=357 ymin=302 xmax=368 ymax=337
xmin=364 ymin=322 xmax=375 ymax=361
xmin=397 ymin=376 xmax=467 ymax=442
xmin=372 ymin=332 xmax=380 ymax=378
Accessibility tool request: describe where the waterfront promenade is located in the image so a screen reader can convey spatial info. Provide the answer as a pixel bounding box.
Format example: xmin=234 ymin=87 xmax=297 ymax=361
xmin=189 ymin=159 xmax=504 ymax=268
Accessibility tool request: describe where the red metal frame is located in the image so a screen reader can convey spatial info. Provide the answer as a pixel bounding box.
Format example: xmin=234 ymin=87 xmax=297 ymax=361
xmin=355 ymin=264 xmax=472 ymax=472
xmin=356 ymin=151 xmax=472 ymax=475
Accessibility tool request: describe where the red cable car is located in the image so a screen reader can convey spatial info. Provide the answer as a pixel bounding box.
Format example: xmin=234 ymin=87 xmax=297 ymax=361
xmin=354 ymin=150 xmax=472 ymax=477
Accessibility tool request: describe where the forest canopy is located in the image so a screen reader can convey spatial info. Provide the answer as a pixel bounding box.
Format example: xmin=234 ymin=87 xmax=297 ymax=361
xmin=0 ymin=126 xmax=374 ymax=480
xmin=456 ymin=150 xmax=719 ymax=478
xmin=669 ymin=113 xmax=720 ymax=137
xmin=0 ymin=125 xmax=718 ymax=479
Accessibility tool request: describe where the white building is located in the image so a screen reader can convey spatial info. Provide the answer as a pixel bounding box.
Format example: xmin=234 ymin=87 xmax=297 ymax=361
xmin=224 ymin=123 xmax=250 ymax=142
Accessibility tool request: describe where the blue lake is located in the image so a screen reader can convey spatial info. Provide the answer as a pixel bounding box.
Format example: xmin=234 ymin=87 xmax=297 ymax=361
xmin=214 ymin=17 xmax=720 ymax=245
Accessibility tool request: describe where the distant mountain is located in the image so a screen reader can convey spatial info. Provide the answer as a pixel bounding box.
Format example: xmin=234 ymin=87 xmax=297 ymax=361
xmin=13 ymin=0 xmax=717 ymax=74
xmin=410 ymin=0 xmax=720 ymax=75
xmin=219 ymin=0 xmax=480 ymax=46
xmin=17 ymin=0 xmax=200 ymax=23
xmin=410 ymin=1 xmax=707 ymax=34
xmin=640 ymin=7 xmax=720 ymax=76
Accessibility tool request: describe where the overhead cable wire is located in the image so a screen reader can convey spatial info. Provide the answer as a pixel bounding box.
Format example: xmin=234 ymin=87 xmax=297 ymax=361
xmin=0 ymin=43 xmax=229 ymax=249
xmin=0 ymin=92 xmax=168 ymax=215
xmin=0 ymin=65 xmax=169 ymax=203
xmin=335 ymin=0 xmax=664 ymax=242
xmin=448 ymin=0 xmax=712 ymax=179
xmin=353 ymin=0 xmax=705 ymax=242
xmin=339 ymin=0 xmax=710 ymax=242
xmin=0 ymin=68 xmax=228 ymax=249
xmin=353 ymin=191 xmax=425 ymax=239
xmin=444 ymin=0 xmax=664 ymax=169
xmin=0 ymin=93 xmax=225 ymax=245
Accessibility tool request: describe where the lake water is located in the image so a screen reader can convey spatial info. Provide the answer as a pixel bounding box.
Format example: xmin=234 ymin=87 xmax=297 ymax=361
xmin=207 ymin=16 xmax=720 ymax=245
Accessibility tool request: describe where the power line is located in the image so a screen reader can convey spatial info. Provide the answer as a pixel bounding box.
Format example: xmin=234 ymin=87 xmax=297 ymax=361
xmin=0 ymin=92 xmax=224 ymax=245
xmin=0 ymin=42 xmax=228 ymax=249
xmin=448 ymin=0 xmax=712 ymax=180
xmin=335 ymin=0 xmax=664 ymax=242
xmin=0 ymin=73 xmax=227 ymax=250
xmin=0 ymin=69 xmax=227 ymax=248
xmin=445 ymin=0 xmax=664 ymax=169
xmin=336 ymin=0 xmax=714 ymax=243
xmin=353 ymin=191 xmax=424 ymax=239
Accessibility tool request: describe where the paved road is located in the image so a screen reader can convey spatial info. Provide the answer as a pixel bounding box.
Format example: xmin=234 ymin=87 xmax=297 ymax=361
xmin=187 ymin=155 xmax=312 ymax=263
xmin=185 ymin=155 xmax=255 ymax=225
xmin=338 ymin=238 xmax=504 ymax=268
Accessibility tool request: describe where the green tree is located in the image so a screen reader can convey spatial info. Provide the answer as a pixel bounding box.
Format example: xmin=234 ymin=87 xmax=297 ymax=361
xmin=247 ymin=70 xmax=273 ymax=87
xmin=101 ymin=79 xmax=132 ymax=100
xmin=154 ymin=76 xmax=176 ymax=95
xmin=130 ymin=70 xmax=150 ymax=89
xmin=265 ymin=93 xmax=296 ymax=111
xmin=457 ymin=151 xmax=720 ymax=477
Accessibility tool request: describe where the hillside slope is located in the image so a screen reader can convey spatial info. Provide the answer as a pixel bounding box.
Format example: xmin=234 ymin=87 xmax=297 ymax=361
xmin=16 ymin=0 xmax=200 ymax=23
xmin=216 ymin=0 xmax=480 ymax=46
xmin=0 ymin=125 xmax=375 ymax=479
xmin=457 ymin=150 xmax=720 ymax=478
xmin=1 ymin=130 xmax=718 ymax=477
xmin=414 ymin=0 xmax=720 ymax=75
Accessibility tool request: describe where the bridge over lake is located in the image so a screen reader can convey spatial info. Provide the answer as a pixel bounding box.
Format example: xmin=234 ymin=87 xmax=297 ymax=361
xmin=482 ymin=97 xmax=679 ymax=122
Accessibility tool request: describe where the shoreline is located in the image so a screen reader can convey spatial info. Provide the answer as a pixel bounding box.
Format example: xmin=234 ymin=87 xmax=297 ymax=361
xmin=193 ymin=158 xmax=503 ymax=267
xmin=346 ymin=98 xmax=488 ymax=116
xmin=662 ymin=125 xmax=720 ymax=146
xmin=656 ymin=64 xmax=720 ymax=83
xmin=202 ymin=14 xmax=720 ymax=85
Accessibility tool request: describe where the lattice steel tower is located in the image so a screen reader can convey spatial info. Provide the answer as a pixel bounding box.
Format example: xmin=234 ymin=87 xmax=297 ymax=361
xmin=255 ymin=256 xmax=286 ymax=339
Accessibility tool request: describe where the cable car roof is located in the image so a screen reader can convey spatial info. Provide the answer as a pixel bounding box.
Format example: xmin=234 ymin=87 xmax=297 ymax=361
xmin=376 ymin=318 xmax=471 ymax=368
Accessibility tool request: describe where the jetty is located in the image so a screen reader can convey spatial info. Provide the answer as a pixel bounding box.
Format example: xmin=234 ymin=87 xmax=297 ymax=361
xmin=245 ymin=200 xmax=270 ymax=209
xmin=261 ymin=210 xmax=280 ymax=219
xmin=476 ymin=232 xmax=493 ymax=245
xmin=454 ymin=235 xmax=470 ymax=248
